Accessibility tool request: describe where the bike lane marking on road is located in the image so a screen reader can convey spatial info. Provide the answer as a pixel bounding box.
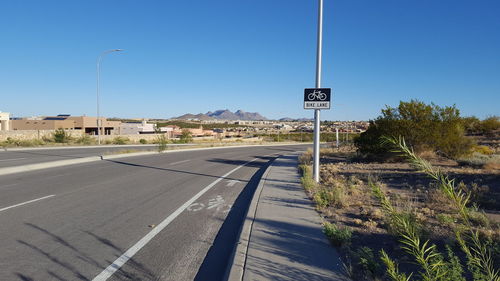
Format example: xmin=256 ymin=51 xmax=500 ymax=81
xmin=187 ymin=195 xmax=232 ymax=213
xmin=91 ymin=155 xmax=272 ymax=281
xmin=0 ymin=194 xmax=55 ymax=213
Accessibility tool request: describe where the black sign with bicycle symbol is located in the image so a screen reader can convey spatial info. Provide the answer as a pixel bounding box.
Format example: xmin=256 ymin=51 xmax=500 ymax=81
xmin=304 ymin=88 xmax=331 ymax=109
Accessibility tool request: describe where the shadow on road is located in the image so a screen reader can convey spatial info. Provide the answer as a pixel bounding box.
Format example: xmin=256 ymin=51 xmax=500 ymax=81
xmin=105 ymin=158 xmax=264 ymax=183
xmin=194 ymin=156 xmax=275 ymax=281
xmin=16 ymin=223 xmax=155 ymax=280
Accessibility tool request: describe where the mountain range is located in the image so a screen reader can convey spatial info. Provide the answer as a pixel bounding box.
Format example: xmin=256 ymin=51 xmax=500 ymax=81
xmin=174 ymin=109 xmax=314 ymax=122
xmin=174 ymin=109 xmax=267 ymax=121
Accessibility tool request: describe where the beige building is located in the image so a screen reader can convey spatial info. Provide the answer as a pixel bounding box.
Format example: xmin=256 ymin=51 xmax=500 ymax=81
xmin=0 ymin=112 xmax=10 ymax=131
xmin=11 ymin=115 xmax=121 ymax=135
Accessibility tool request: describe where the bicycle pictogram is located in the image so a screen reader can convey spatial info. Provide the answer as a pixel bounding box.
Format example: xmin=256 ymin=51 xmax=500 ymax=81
xmin=307 ymin=90 xmax=327 ymax=101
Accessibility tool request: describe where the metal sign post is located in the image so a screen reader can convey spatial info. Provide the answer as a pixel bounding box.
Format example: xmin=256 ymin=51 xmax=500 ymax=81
xmin=303 ymin=0 xmax=329 ymax=183
xmin=313 ymin=0 xmax=324 ymax=183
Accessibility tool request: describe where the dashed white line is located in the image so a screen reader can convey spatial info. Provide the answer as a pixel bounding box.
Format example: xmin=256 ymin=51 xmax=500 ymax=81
xmin=0 ymin=158 xmax=27 ymax=162
xmin=0 ymin=195 xmax=55 ymax=213
xmin=92 ymin=157 xmax=260 ymax=281
xmin=169 ymin=159 xmax=191 ymax=165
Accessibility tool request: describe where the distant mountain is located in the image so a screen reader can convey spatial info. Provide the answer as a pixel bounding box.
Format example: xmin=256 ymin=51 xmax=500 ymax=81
xmin=279 ymin=117 xmax=314 ymax=122
xmin=174 ymin=109 xmax=268 ymax=121
xmin=175 ymin=113 xmax=214 ymax=120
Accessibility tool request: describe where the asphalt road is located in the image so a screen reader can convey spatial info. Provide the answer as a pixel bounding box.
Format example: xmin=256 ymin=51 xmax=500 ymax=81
xmin=0 ymin=145 xmax=194 ymax=168
xmin=0 ymin=144 xmax=308 ymax=281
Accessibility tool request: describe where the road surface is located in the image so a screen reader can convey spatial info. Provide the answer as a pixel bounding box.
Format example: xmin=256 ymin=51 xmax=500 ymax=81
xmin=0 ymin=144 xmax=307 ymax=281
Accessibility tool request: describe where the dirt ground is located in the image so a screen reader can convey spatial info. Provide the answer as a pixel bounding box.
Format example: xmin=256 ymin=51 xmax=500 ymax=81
xmin=312 ymin=145 xmax=500 ymax=280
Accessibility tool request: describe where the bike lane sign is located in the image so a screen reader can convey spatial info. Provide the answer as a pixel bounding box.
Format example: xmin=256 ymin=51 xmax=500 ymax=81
xmin=304 ymin=88 xmax=331 ymax=109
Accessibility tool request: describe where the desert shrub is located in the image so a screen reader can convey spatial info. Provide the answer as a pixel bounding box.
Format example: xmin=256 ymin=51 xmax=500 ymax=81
xmin=436 ymin=214 xmax=455 ymax=225
xmin=464 ymin=116 xmax=500 ymax=135
xmin=112 ymin=136 xmax=129 ymax=145
xmin=299 ymin=164 xmax=316 ymax=192
xmin=468 ymin=210 xmax=490 ymax=228
xmin=75 ymin=134 xmax=94 ymax=145
xmin=478 ymin=116 xmax=500 ymax=135
xmin=354 ymin=100 xmax=474 ymax=159
xmin=1 ymin=138 xmax=45 ymax=147
xmin=323 ymin=221 xmax=352 ymax=246
xmin=354 ymin=247 xmax=381 ymax=278
xmin=473 ymin=145 xmax=494 ymax=155
xmin=463 ymin=116 xmax=481 ymax=135
xmin=299 ymin=149 xmax=313 ymax=165
xmin=313 ymin=191 xmax=329 ymax=208
xmin=139 ymin=138 xmax=147 ymax=144
xmin=179 ymin=129 xmax=193 ymax=143
xmin=53 ymin=128 xmax=71 ymax=143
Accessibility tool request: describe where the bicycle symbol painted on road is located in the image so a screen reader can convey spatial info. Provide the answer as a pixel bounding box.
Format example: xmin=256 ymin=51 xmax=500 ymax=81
xmin=186 ymin=195 xmax=232 ymax=214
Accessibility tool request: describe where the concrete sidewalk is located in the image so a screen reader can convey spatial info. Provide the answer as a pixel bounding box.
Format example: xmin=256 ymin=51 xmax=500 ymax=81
xmin=227 ymin=154 xmax=350 ymax=281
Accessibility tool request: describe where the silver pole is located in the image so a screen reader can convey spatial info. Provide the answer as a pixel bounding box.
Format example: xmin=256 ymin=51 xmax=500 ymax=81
xmin=96 ymin=49 xmax=123 ymax=145
xmin=313 ymin=0 xmax=324 ymax=182
xmin=336 ymin=127 xmax=339 ymax=148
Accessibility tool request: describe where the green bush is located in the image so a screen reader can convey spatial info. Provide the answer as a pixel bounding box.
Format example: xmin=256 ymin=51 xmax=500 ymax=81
xmin=139 ymin=138 xmax=147 ymax=144
xmin=323 ymin=221 xmax=352 ymax=246
xmin=436 ymin=214 xmax=455 ymax=225
xmin=179 ymin=129 xmax=193 ymax=143
xmin=53 ymin=128 xmax=71 ymax=143
xmin=355 ymin=247 xmax=381 ymax=277
xmin=466 ymin=116 xmax=500 ymax=135
xmin=354 ymin=100 xmax=474 ymax=159
xmin=299 ymin=164 xmax=316 ymax=192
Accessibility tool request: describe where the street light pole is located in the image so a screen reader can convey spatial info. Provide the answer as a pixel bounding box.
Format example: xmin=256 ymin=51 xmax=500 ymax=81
xmin=313 ymin=0 xmax=324 ymax=182
xmin=96 ymin=49 xmax=123 ymax=145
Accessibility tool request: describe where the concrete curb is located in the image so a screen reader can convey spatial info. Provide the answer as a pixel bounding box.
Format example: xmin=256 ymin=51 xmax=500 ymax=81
xmin=0 ymin=143 xmax=307 ymax=177
xmin=0 ymin=144 xmax=160 ymax=152
xmin=0 ymin=156 xmax=103 ymax=176
xmin=224 ymin=156 xmax=276 ymax=281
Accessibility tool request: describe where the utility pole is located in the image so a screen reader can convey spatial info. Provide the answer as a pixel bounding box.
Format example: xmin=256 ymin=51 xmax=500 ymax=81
xmin=96 ymin=49 xmax=123 ymax=145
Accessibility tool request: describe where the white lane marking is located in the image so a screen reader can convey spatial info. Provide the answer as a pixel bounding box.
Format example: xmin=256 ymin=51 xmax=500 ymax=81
xmin=169 ymin=159 xmax=190 ymax=165
xmin=226 ymin=179 xmax=242 ymax=187
xmin=92 ymin=157 xmax=259 ymax=281
xmin=0 ymin=195 xmax=55 ymax=213
xmin=0 ymin=158 xmax=27 ymax=162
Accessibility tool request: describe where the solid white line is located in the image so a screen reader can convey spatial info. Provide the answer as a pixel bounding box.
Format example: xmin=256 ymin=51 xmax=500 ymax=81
xmin=169 ymin=159 xmax=190 ymax=165
xmin=0 ymin=158 xmax=27 ymax=162
xmin=92 ymin=158 xmax=260 ymax=281
xmin=0 ymin=195 xmax=55 ymax=212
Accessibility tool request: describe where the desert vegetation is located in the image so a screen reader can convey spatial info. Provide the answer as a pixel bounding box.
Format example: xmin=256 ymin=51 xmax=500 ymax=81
xmin=354 ymin=100 xmax=499 ymax=159
xmin=299 ymin=100 xmax=499 ymax=280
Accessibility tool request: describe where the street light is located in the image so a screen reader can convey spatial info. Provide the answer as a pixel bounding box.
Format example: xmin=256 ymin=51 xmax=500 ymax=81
xmin=96 ymin=49 xmax=124 ymax=145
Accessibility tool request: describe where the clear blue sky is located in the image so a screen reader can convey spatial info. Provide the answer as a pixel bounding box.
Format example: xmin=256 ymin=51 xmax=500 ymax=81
xmin=1 ymin=0 xmax=499 ymax=121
